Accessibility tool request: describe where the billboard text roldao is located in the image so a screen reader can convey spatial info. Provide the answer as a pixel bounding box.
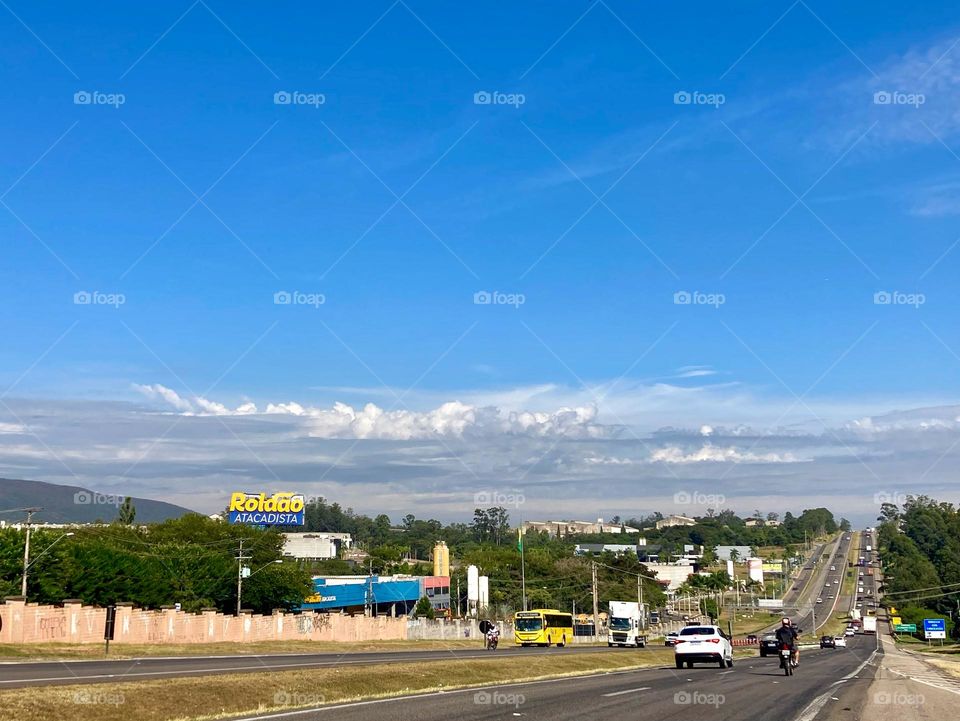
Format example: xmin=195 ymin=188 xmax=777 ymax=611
xmin=228 ymin=492 xmax=305 ymax=525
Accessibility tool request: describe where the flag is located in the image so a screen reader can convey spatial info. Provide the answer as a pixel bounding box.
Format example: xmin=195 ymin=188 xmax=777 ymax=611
xmin=517 ymin=527 xmax=524 ymax=552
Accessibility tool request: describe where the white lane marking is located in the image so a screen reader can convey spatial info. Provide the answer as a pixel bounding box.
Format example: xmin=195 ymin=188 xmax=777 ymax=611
xmin=602 ymin=686 xmax=651 ymax=697
xmin=718 ymin=670 xmax=735 ymax=675
xmin=793 ymin=650 xmax=879 ymax=721
xmin=224 ymin=668 xmax=658 ymax=720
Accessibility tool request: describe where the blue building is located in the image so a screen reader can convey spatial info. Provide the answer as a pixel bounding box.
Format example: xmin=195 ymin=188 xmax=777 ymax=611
xmin=300 ymin=575 xmax=449 ymax=616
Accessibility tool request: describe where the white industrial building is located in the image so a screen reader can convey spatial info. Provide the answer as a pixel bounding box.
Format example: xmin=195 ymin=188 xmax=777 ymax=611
xmin=281 ymin=532 xmax=352 ymax=560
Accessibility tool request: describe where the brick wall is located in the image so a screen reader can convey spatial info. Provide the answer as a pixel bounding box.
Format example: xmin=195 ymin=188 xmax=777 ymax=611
xmin=0 ymin=597 xmax=406 ymax=645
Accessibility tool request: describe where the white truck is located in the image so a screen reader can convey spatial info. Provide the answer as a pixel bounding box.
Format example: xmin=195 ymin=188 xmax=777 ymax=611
xmin=607 ymin=601 xmax=647 ymax=647
xmin=862 ymin=616 xmax=877 ymax=634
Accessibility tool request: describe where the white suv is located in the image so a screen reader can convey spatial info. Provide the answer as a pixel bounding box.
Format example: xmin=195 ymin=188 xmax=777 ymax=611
xmin=673 ymin=625 xmax=733 ymax=669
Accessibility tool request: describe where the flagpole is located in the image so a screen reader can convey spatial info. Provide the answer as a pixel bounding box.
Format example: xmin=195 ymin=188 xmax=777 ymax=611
xmin=519 ymin=522 xmax=527 ymax=612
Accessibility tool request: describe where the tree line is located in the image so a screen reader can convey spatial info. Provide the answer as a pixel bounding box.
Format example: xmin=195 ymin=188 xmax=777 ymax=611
xmin=878 ymin=496 xmax=960 ymax=638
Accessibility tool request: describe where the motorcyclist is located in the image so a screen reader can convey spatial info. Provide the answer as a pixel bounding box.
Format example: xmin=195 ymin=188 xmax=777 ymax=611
xmin=486 ymin=624 xmax=500 ymax=649
xmin=774 ymin=617 xmax=799 ymax=667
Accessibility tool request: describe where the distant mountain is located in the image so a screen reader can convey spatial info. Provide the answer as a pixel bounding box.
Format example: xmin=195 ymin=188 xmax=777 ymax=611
xmin=0 ymin=478 xmax=196 ymax=524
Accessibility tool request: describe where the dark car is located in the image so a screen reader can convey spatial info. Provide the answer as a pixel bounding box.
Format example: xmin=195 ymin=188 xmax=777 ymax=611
xmin=759 ymin=634 xmax=779 ymax=657
xmin=820 ymin=635 xmax=836 ymax=648
xmin=746 ymin=634 xmax=759 ymax=644
xmin=664 ymin=632 xmax=679 ymax=647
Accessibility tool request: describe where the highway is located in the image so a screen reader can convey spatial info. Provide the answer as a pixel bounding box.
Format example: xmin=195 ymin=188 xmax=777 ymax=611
xmin=0 ymin=644 xmax=641 ymax=688
xmin=227 ymin=634 xmax=881 ymax=721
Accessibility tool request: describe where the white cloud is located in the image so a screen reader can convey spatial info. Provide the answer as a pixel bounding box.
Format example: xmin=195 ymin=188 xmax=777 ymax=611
xmin=649 ymin=444 xmax=806 ymax=464
xmin=0 ymin=422 xmax=26 ymax=434
xmin=136 ymin=383 xmax=609 ymax=440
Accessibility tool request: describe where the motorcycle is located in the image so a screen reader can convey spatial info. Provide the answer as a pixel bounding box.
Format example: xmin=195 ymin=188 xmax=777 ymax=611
xmin=779 ymin=644 xmax=794 ymax=676
xmin=486 ymin=631 xmax=499 ymax=650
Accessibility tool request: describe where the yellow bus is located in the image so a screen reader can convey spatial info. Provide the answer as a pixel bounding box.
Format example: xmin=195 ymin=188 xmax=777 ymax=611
xmin=513 ymin=609 xmax=573 ymax=647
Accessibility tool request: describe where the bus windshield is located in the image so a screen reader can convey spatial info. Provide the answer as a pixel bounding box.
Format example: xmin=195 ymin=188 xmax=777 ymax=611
xmin=609 ymin=617 xmax=632 ymax=630
xmin=514 ymin=617 xmax=543 ymax=631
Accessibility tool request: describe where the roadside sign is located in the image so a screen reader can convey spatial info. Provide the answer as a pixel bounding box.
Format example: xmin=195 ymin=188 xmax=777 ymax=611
xmin=894 ymin=624 xmax=916 ymax=632
xmin=891 ymin=616 xmax=902 ymax=626
xmin=923 ymin=618 xmax=946 ymax=639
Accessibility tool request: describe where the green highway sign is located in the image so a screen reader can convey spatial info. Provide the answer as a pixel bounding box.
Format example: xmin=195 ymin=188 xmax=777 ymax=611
xmin=894 ymin=624 xmax=917 ymax=632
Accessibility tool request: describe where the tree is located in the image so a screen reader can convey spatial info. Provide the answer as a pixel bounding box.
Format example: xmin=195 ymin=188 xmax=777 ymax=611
xmin=118 ymin=497 xmax=136 ymax=525
xmin=414 ymin=596 xmax=435 ymax=619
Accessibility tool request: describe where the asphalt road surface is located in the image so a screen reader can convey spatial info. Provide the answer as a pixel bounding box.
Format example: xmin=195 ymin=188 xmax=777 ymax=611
xmin=0 ymin=644 xmax=640 ymax=688
xmin=226 ymin=634 xmax=881 ymax=721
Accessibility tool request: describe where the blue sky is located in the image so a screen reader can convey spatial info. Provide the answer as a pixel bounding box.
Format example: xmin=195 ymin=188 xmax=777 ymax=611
xmin=1 ymin=2 xmax=960 ymax=523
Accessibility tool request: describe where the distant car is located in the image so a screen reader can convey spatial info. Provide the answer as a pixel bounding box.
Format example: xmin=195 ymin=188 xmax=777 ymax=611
xmin=673 ymin=625 xmax=733 ymax=669
xmin=845 ymin=628 xmax=856 ymax=636
xmin=834 ymin=636 xmax=847 ymax=648
xmin=759 ymin=634 xmax=780 ymax=657
xmin=664 ymin=632 xmax=679 ymax=647
xmin=816 ymin=598 xmax=823 ymax=604
xmin=746 ymin=634 xmax=759 ymax=644
xmin=820 ymin=635 xmax=836 ymax=648
xmin=830 ymin=565 xmax=836 ymax=571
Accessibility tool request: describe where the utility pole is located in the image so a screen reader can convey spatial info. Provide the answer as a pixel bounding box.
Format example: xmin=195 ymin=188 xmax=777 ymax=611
xmin=235 ymin=539 xmax=251 ymax=616
xmin=591 ymin=561 xmax=600 ymax=642
xmin=366 ymin=560 xmax=373 ymax=617
xmin=637 ymin=574 xmax=644 ymax=628
xmin=20 ymin=507 xmax=41 ymax=597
